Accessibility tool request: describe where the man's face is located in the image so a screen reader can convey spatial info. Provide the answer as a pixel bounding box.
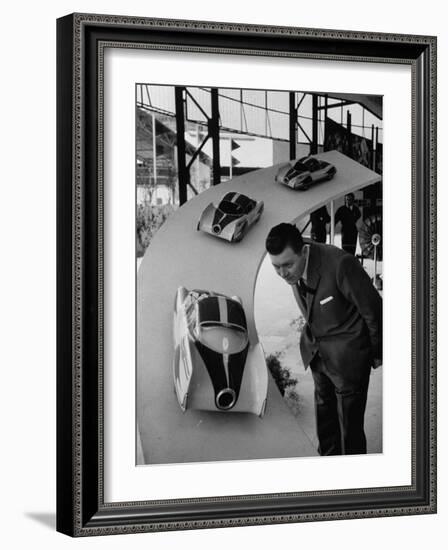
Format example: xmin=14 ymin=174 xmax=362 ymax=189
xmin=345 ymin=194 xmax=354 ymax=207
xmin=269 ymin=245 xmax=306 ymax=285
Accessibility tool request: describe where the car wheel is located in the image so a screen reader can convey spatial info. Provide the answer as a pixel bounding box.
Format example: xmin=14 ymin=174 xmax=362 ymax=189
xmin=233 ymin=222 xmax=247 ymax=242
xmin=172 ymin=348 xmax=181 ymax=400
xmin=299 ymin=177 xmax=312 ymax=190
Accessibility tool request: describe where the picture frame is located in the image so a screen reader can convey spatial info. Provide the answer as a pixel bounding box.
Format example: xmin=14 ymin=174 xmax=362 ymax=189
xmin=56 ymin=13 xmax=437 ymax=536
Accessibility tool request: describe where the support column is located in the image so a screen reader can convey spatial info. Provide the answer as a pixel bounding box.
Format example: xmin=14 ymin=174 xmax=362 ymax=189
xmin=210 ymin=88 xmax=221 ymax=185
xmin=152 ymin=111 xmax=157 ymax=189
xmin=347 ymin=111 xmax=352 ymax=158
xmin=330 ymin=200 xmax=335 ymax=245
xmin=175 ymin=86 xmax=188 ymax=205
xmin=311 ymin=93 xmax=318 ymax=154
xmin=323 ymin=94 xmax=328 ymax=149
xmin=289 ymin=92 xmax=296 ymax=160
xmin=371 ymin=124 xmax=376 ymax=170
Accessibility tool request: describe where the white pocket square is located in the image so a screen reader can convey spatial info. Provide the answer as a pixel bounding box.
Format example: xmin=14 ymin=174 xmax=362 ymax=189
xmin=320 ymin=296 xmax=334 ymax=305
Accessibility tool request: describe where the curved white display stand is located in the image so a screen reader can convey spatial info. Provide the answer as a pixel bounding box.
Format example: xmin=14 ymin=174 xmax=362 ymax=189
xmin=137 ymin=150 xmax=381 ymax=464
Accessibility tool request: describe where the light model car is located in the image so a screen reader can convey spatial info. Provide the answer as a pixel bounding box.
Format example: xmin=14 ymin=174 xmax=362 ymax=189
xmin=197 ymin=191 xmax=264 ymax=242
xmin=173 ymin=286 xmax=268 ymax=417
xmin=275 ymin=155 xmax=337 ymax=190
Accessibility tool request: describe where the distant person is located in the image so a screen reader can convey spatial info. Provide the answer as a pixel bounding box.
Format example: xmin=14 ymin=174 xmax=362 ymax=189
xmin=265 ymin=223 xmax=382 ymax=455
xmin=335 ymin=193 xmax=361 ymax=255
xmin=310 ymin=205 xmax=330 ymax=243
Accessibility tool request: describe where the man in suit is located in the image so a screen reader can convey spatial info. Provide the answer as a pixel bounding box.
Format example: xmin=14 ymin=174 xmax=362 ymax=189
xmin=265 ymin=223 xmax=382 ymax=455
xmin=335 ymin=193 xmax=361 ymax=255
xmin=310 ymin=205 xmax=330 ymax=243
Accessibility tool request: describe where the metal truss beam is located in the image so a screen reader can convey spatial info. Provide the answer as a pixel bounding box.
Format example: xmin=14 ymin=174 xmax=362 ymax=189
xmin=317 ymin=100 xmax=355 ymax=110
xmin=175 ymin=87 xmax=189 ymax=205
xmin=175 ymin=87 xmax=223 ymax=204
xmin=310 ymin=94 xmax=318 ymax=154
xmin=210 ymin=88 xmax=221 ymax=185
xmin=289 ymin=92 xmax=296 ymax=160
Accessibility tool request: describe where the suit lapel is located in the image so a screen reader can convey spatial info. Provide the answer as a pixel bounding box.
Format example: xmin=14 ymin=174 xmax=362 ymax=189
xmin=305 ymin=244 xmax=321 ymax=319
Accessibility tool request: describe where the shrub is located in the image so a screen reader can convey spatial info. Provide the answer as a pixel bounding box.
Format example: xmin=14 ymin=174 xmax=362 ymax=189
xmin=266 ymin=352 xmax=298 ymax=397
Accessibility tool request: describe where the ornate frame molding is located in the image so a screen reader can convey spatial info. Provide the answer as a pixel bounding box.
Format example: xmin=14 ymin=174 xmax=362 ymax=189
xmin=57 ymin=13 xmax=437 ymax=537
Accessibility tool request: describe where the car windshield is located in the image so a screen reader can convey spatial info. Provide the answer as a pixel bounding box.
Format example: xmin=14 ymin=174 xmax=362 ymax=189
xmin=218 ymin=200 xmax=243 ymax=216
xmin=303 ymin=158 xmax=320 ymax=171
xmin=198 ymin=322 xmax=248 ymax=354
xmin=292 ymin=161 xmax=308 ymax=172
xmin=185 ymin=301 xmax=199 ymax=337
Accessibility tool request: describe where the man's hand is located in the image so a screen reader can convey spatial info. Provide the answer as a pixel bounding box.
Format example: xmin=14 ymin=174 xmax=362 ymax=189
xmin=373 ymin=358 xmax=382 ymax=369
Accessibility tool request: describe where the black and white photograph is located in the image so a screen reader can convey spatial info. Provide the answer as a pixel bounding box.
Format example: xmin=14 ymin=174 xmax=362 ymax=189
xmin=1 ymin=0 xmax=443 ymax=545
xmin=136 ymin=84 xmax=383 ymax=465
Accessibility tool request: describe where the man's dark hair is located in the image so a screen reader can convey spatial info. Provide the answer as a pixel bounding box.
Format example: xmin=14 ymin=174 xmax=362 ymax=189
xmin=265 ymin=223 xmax=304 ymax=255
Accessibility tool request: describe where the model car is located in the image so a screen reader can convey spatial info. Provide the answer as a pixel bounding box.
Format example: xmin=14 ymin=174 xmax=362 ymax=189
xmin=197 ymin=191 xmax=264 ymax=242
xmin=275 ymin=156 xmax=337 ymax=190
xmin=173 ymin=286 xmax=268 ymax=417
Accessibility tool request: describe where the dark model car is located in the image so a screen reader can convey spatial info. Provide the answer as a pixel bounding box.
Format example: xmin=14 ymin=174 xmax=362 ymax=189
xmin=197 ymin=192 xmax=264 ymax=242
xmin=275 ymin=156 xmax=337 ymax=190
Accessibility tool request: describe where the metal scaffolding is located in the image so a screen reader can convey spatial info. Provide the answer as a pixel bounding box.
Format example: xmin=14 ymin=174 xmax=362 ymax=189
xmin=136 ymin=84 xmax=383 ymax=207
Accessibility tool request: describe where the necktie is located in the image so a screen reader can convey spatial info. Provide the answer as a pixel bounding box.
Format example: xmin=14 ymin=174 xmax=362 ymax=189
xmin=299 ymin=279 xmax=316 ymax=296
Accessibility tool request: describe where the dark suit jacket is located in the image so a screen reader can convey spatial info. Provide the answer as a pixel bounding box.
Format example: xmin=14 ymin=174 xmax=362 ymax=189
xmin=293 ymin=243 xmax=382 ymax=383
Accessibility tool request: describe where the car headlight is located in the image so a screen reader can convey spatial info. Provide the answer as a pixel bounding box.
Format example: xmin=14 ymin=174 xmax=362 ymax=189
xmin=216 ymin=388 xmax=237 ymax=410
